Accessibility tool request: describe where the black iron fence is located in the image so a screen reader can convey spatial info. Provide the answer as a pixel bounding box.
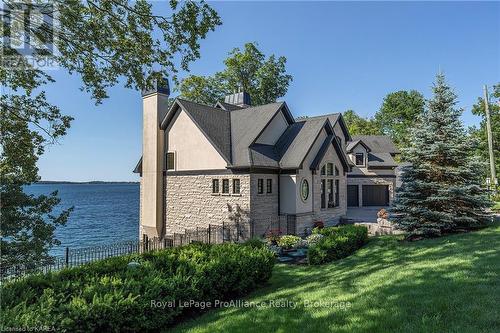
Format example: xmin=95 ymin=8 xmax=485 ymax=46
xmin=1 ymin=216 xmax=297 ymax=282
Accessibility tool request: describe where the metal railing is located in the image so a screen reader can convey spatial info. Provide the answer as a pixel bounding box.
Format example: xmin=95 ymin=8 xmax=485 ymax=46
xmin=1 ymin=216 xmax=297 ymax=282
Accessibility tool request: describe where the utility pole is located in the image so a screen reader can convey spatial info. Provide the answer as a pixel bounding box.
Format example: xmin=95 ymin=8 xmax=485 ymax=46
xmin=483 ymin=85 xmax=497 ymax=193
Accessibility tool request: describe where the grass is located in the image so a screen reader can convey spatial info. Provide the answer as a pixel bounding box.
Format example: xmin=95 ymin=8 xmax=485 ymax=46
xmin=171 ymin=223 xmax=500 ymax=333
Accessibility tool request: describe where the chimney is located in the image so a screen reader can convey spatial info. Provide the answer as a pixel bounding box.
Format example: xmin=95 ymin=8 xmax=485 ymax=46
xmin=224 ymin=91 xmax=251 ymax=108
xmin=140 ymin=78 xmax=170 ymax=240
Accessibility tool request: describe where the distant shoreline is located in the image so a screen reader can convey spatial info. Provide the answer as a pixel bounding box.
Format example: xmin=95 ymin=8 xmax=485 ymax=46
xmin=36 ymin=181 xmax=139 ymax=185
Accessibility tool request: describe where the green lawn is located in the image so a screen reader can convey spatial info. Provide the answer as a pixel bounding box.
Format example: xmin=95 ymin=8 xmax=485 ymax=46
xmin=171 ymin=223 xmax=500 ymax=333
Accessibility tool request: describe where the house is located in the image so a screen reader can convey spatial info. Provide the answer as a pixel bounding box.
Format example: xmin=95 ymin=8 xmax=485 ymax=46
xmin=346 ymin=136 xmax=400 ymax=207
xmin=134 ymin=79 xmax=399 ymax=240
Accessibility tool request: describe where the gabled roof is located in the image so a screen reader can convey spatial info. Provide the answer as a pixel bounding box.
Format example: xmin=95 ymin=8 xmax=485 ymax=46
xmin=215 ymin=101 xmax=244 ymax=111
xmin=350 ymin=135 xmax=400 ymax=154
xmin=279 ymin=117 xmax=331 ymax=169
xmin=367 ymin=152 xmax=398 ymax=168
xmin=309 ymin=135 xmax=351 ymax=172
xmin=230 ymin=102 xmax=294 ymax=167
xmin=346 ymin=139 xmax=371 ymax=153
xmin=304 ymin=113 xmax=351 ymax=141
xmin=160 ymin=98 xmax=232 ymax=163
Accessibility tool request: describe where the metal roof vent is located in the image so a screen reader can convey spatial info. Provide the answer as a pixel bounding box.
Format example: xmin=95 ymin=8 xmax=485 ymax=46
xmin=224 ymin=91 xmax=251 ymax=107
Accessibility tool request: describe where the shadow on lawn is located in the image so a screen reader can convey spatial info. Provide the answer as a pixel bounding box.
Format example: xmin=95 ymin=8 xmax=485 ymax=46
xmin=172 ymin=225 xmax=500 ymax=333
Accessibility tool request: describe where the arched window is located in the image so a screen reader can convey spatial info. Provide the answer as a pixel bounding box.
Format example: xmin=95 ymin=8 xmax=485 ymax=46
xmin=321 ymin=162 xmax=340 ymax=209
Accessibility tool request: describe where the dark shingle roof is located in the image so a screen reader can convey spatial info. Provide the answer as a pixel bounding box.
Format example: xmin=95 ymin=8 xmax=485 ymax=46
xmin=279 ymin=117 xmax=328 ymax=168
xmin=230 ymin=102 xmax=286 ymax=167
xmin=367 ymin=152 xmax=398 ymax=167
xmin=350 ymin=135 xmax=399 ymax=154
xmin=215 ymin=101 xmax=244 ymax=111
xmin=161 ymin=98 xmax=232 ymax=163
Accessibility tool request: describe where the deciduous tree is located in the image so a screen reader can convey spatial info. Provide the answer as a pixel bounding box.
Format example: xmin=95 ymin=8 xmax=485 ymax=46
xmin=179 ymin=42 xmax=293 ymax=106
xmin=0 ymin=0 xmax=221 ymax=266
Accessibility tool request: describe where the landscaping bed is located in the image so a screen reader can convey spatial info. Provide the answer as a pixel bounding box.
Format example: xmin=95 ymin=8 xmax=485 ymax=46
xmin=264 ymin=224 xmax=368 ymax=265
xmin=171 ymin=223 xmax=500 ymax=333
xmin=0 ymin=242 xmax=275 ymax=332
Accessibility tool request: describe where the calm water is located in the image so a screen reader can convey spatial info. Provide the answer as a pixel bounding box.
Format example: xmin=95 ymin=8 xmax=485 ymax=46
xmin=25 ymin=184 xmax=139 ymax=257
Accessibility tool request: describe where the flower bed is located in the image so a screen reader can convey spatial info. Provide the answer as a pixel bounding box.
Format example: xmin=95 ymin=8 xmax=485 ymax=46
xmin=0 ymin=242 xmax=275 ymax=332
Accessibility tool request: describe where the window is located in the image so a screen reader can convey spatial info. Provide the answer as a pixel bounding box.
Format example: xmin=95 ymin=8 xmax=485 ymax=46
xmin=335 ymin=166 xmax=340 ymax=176
xmin=355 ymin=153 xmax=364 ymax=166
xmin=327 ymin=163 xmax=334 ymax=176
xmin=328 ymin=179 xmax=334 ymax=208
xmin=212 ymin=179 xmax=219 ymax=193
xmin=301 ymin=179 xmax=309 ymax=201
xmin=166 ymin=152 xmax=175 ymax=170
xmin=321 ymin=165 xmax=326 ymax=175
xmin=222 ymin=179 xmax=229 ymax=194
xmin=257 ymin=179 xmax=264 ymax=194
xmin=266 ymin=179 xmax=272 ymax=194
xmin=233 ymin=179 xmax=240 ymax=194
xmin=321 ymin=179 xmax=326 ymax=209
xmin=335 ymin=179 xmax=340 ymax=207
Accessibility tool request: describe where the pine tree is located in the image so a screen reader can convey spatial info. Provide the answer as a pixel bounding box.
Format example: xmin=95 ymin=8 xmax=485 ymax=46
xmin=392 ymin=74 xmax=493 ymax=239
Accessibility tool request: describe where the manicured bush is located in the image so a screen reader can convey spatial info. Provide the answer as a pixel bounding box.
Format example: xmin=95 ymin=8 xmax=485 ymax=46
xmin=277 ymin=235 xmax=302 ymax=249
xmin=0 ymin=243 xmax=275 ymax=332
xmin=308 ymin=225 xmax=368 ymax=265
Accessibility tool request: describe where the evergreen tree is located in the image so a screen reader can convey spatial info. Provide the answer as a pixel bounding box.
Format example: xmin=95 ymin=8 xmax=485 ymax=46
xmin=392 ymin=74 xmax=493 ymax=239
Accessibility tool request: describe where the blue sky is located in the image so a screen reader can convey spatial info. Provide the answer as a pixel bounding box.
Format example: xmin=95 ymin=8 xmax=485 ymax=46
xmin=38 ymin=1 xmax=500 ymax=181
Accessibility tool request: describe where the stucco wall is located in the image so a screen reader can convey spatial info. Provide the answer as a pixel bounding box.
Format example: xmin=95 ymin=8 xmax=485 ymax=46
xmin=140 ymin=93 xmax=168 ymax=238
xmin=166 ymin=109 xmax=227 ymax=171
xmin=165 ymin=174 xmax=251 ymax=235
xmin=255 ymin=111 xmax=288 ymax=145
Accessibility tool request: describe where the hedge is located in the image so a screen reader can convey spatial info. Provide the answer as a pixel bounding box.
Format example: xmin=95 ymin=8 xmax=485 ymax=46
xmin=0 ymin=243 xmax=275 ymax=332
xmin=308 ymin=225 xmax=368 ymax=265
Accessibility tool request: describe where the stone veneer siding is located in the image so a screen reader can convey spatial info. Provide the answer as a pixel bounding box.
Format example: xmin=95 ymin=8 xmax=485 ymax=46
xmin=249 ymin=174 xmax=280 ymax=237
xmin=165 ymin=174 xmax=251 ymax=236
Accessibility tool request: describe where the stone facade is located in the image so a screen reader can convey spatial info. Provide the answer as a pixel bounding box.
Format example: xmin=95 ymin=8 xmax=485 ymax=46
xmin=165 ymin=174 xmax=251 ymax=235
xmin=249 ymin=174 xmax=280 ymax=237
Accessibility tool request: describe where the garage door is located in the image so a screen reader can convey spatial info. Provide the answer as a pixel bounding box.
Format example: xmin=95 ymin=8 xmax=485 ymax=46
xmin=347 ymin=185 xmax=359 ymax=207
xmin=362 ymin=185 xmax=389 ymax=206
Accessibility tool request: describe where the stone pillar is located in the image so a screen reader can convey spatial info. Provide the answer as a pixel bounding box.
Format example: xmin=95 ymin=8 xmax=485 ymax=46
xmin=140 ymin=78 xmax=170 ymax=239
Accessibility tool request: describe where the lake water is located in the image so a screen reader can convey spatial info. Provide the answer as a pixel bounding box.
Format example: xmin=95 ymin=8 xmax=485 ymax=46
xmin=25 ymin=184 xmax=139 ymax=257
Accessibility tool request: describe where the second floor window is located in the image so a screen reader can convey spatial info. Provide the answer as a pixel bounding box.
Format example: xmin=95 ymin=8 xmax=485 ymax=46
xmin=327 ymin=163 xmax=334 ymax=176
xmin=258 ymin=179 xmax=264 ymax=194
xmin=266 ymin=179 xmax=272 ymax=193
xmin=222 ymin=179 xmax=229 ymax=193
xmin=166 ymin=152 xmax=175 ymax=170
xmin=233 ymin=179 xmax=240 ymax=194
xmin=355 ymin=153 xmax=364 ymax=166
xmin=212 ymin=179 xmax=219 ymax=193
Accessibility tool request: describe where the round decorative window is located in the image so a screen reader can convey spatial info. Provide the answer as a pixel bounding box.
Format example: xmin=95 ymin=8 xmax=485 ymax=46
xmin=300 ymin=179 xmax=309 ymax=201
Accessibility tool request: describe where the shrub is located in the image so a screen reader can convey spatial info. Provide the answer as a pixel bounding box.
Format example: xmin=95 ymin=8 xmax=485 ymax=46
xmin=242 ymin=237 xmax=267 ymax=249
xmin=308 ymin=225 xmax=368 ymax=265
xmin=0 ymin=243 xmax=275 ymax=332
xmin=306 ymin=233 xmax=324 ymax=246
xmin=277 ymin=235 xmax=302 ymax=249
xmin=265 ymin=228 xmax=282 ymax=245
